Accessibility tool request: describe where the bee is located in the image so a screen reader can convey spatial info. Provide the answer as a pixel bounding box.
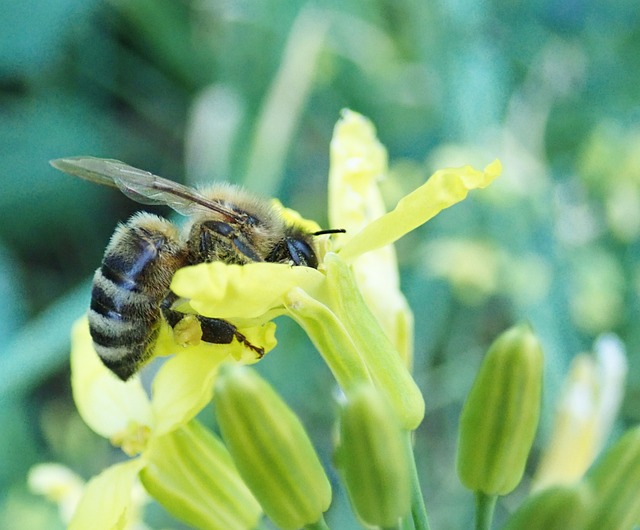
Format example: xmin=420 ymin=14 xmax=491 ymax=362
xmin=51 ymin=157 xmax=343 ymax=381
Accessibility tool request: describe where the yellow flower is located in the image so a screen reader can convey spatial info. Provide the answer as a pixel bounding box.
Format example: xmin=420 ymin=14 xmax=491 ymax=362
xmin=532 ymin=333 xmax=627 ymax=492
xmin=28 ymin=463 xmax=91 ymax=526
xmin=172 ymin=109 xmax=501 ymax=431
xmin=68 ymin=318 xmax=262 ymax=530
xmin=328 ymin=110 xmax=414 ymax=365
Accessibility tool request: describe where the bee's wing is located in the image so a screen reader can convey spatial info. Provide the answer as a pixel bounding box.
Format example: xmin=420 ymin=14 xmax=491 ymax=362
xmin=50 ymin=156 xmax=239 ymax=220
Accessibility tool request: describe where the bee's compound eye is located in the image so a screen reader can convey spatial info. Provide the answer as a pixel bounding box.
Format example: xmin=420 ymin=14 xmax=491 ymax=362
xmin=286 ymin=238 xmax=318 ymax=268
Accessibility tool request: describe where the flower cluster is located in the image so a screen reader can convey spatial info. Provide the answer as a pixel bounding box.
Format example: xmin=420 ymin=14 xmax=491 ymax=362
xmin=35 ymin=109 xmax=504 ymax=529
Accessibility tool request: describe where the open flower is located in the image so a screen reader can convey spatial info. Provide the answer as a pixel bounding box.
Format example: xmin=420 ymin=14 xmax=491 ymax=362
xmin=68 ymin=318 xmax=262 ymax=530
xmin=531 ymin=333 xmax=627 ymax=492
xmin=172 ymin=109 xmax=501 ymax=430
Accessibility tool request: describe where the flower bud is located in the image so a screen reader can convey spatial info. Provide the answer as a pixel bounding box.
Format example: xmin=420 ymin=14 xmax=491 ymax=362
xmin=502 ymin=484 xmax=591 ymax=530
xmin=335 ymin=384 xmax=411 ymax=528
xmin=214 ymin=364 xmax=331 ymax=530
xmin=583 ymin=426 xmax=640 ymax=530
xmin=324 ymin=253 xmax=425 ymax=430
xmin=283 ymin=287 xmax=371 ymax=390
xmin=457 ymin=323 xmax=543 ymax=495
xmin=140 ymin=421 xmax=261 ymax=530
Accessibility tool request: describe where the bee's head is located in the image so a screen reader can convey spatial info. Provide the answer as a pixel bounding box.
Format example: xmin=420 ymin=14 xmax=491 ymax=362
xmin=268 ymin=228 xmax=345 ymax=269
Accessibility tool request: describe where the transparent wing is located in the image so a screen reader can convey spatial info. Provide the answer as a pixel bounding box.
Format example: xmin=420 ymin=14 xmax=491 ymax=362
xmin=50 ymin=156 xmax=239 ymax=220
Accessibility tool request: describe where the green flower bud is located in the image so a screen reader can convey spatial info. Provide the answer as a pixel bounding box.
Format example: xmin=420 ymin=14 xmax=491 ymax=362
xmin=214 ymin=364 xmax=331 ymax=530
xmin=502 ymin=484 xmax=591 ymax=530
xmin=140 ymin=420 xmax=261 ymax=530
xmin=324 ymin=253 xmax=425 ymax=430
xmin=583 ymin=426 xmax=640 ymax=530
xmin=335 ymin=385 xmax=411 ymax=528
xmin=457 ymin=323 xmax=543 ymax=495
xmin=284 ymin=287 xmax=372 ymax=390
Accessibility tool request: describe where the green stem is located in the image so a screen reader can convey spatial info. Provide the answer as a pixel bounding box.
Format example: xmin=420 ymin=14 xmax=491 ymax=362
xmin=400 ymin=513 xmax=415 ymax=530
xmin=405 ymin=433 xmax=430 ymax=530
xmin=475 ymin=492 xmax=497 ymax=530
xmin=304 ymin=515 xmax=331 ymax=530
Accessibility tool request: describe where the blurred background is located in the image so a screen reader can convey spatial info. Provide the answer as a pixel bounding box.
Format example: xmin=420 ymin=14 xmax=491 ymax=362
xmin=1 ymin=0 xmax=639 ymax=528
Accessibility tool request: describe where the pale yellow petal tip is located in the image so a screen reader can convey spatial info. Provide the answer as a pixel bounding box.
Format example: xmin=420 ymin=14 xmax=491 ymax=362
xmin=330 ymin=109 xmax=388 ymax=193
xmin=68 ymin=459 xmax=146 ymax=530
xmin=532 ymin=335 xmax=628 ymax=493
xmin=335 ymin=108 xmax=377 ymax=139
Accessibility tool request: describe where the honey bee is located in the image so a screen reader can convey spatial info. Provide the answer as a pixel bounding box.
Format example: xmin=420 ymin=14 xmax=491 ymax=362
xmin=51 ymin=157 xmax=343 ymax=381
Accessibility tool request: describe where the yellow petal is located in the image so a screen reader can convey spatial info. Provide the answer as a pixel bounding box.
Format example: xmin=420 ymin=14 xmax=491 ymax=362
xmin=328 ymin=109 xmax=388 ymax=235
xmin=327 ymin=110 xmax=415 ymax=363
xmin=70 ymin=317 xmax=153 ymax=439
xmin=150 ymin=345 xmax=225 ymax=437
xmin=532 ymin=334 xmax=627 ymax=492
xmin=338 ymin=160 xmax=502 ymax=261
xmin=171 ymin=261 xmax=324 ymax=319
xmin=271 ymin=198 xmax=322 ymax=234
xmin=150 ymin=321 xmax=277 ymax=436
xmin=68 ymin=459 xmax=145 ymax=530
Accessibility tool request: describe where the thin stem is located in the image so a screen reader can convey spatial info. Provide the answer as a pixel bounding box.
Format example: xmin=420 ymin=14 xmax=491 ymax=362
xmin=475 ymin=491 xmax=497 ymax=530
xmin=304 ymin=515 xmax=331 ymax=530
xmin=404 ymin=433 xmax=430 ymax=530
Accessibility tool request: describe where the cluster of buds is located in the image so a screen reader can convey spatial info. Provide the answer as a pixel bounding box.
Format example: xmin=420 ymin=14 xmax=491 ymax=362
xmin=457 ymin=325 xmax=640 ymax=530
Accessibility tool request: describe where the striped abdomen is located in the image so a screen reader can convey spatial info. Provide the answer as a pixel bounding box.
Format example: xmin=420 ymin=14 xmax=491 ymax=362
xmin=88 ymin=213 xmax=186 ymax=380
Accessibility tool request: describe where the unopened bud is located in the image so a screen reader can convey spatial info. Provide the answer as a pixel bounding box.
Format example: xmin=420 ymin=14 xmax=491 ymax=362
xmin=335 ymin=384 xmax=411 ymax=527
xmin=140 ymin=421 xmax=261 ymax=530
xmin=457 ymin=323 xmax=543 ymax=495
xmin=583 ymin=426 xmax=640 ymax=530
xmin=502 ymin=484 xmax=591 ymax=530
xmin=214 ymin=364 xmax=331 ymax=530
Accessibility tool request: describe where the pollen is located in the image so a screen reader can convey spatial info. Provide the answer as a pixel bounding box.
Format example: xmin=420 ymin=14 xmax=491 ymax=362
xmin=110 ymin=421 xmax=152 ymax=457
xmin=173 ymin=314 xmax=203 ymax=347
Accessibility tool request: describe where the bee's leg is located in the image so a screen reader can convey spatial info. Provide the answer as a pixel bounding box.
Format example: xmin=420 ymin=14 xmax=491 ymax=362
xmin=161 ymin=302 xmax=265 ymax=357
xmin=198 ymin=315 xmax=265 ymax=358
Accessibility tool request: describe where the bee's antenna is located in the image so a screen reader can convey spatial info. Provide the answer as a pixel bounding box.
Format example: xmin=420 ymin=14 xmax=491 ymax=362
xmin=312 ymin=228 xmax=346 ymax=237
